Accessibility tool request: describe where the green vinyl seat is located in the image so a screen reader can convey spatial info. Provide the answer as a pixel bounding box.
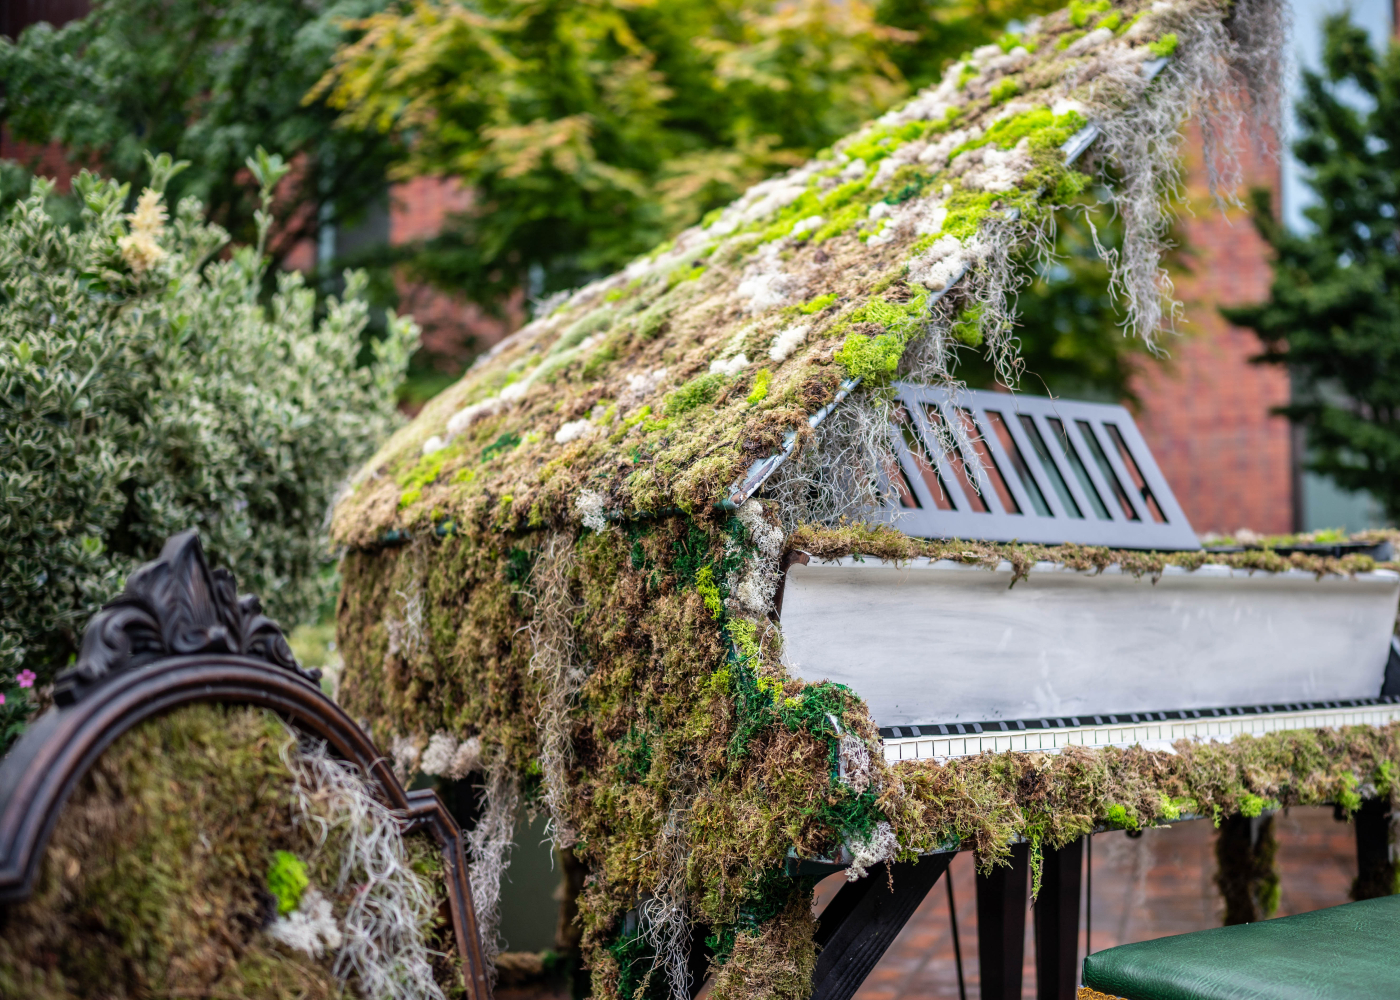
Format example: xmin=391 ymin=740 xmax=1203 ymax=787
xmin=1081 ymin=894 xmax=1400 ymax=1000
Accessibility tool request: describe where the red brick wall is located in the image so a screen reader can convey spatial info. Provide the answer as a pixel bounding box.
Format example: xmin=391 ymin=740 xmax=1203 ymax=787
xmin=389 ymin=176 xmax=523 ymax=362
xmin=1130 ymin=126 xmax=1294 ymax=536
xmin=1 ymin=132 xmax=80 ymax=190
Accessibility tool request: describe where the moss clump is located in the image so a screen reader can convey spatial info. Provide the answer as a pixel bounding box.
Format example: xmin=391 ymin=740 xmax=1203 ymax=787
xmin=665 ymin=372 xmax=730 ymax=416
xmin=949 ymin=107 xmax=1089 ymax=162
xmin=399 ymin=449 xmax=453 ymax=508
xmin=832 ymin=289 xmax=931 ymax=384
xmin=268 ymin=850 xmax=311 ymax=915
xmin=1069 ymin=0 xmax=1111 ymax=26
xmin=951 ymin=303 xmax=985 ymax=347
xmin=0 ymin=703 xmax=463 ymax=1000
xmin=0 ymin=705 xmax=346 ymax=999
xmin=796 ymin=293 xmax=838 ymax=315
xmin=990 ymin=78 xmax=1021 ymax=104
xmin=747 ymin=369 xmax=773 ymax=405
xmin=1148 ymin=32 xmax=1179 ymax=57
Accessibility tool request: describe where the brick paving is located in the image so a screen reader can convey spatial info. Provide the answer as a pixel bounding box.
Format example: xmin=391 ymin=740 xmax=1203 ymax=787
xmin=845 ymin=806 xmax=1358 ymax=1000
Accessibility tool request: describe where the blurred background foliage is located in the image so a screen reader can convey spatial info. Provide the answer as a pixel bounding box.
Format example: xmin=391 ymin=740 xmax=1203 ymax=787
xmin=0 ymin=0 xmax=401 ymax=266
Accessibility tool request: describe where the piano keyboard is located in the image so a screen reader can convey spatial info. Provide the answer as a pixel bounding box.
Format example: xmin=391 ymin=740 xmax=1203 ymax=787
xmin=879 ymin=697 xmax=1400 ymax=763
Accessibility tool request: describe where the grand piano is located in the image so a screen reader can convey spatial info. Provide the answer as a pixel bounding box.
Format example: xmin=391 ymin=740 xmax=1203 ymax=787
xmin=777 ymin=385 xmax=1400 ymax=1000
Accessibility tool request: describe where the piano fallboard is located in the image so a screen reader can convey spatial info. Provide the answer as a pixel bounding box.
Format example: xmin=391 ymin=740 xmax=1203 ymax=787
xmin=780 ymin=556 xmax=1400 ymax=727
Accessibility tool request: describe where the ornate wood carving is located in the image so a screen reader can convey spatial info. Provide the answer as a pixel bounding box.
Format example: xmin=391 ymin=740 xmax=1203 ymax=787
xmin=0 ymin=535 xmax=491 ymax=1000
xmin=54 ymin=530 xmax=320 ymax=705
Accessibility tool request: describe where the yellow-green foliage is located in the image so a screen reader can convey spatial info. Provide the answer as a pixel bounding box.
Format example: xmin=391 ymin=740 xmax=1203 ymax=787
xmin=797 ymin=293 xmax=838 ymax=315
xmin=951 ymin=303 xmax=986 ymax=347
xmin=832 ymin=288 xmax=931 ymax=383
xmin=990 ymin=78 xmax=1021 ymax=104
xmin=746 ymin=369 xmax=773 ymax=405
xmin=948 ymin=107 xmax=1089 ymax=162
xmin=399 ymin=449 xmax=453 ymax=508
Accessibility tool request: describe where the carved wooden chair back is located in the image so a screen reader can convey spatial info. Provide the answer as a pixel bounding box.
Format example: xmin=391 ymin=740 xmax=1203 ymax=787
xmin=0 ymin=530 xmax=491 ymax=1000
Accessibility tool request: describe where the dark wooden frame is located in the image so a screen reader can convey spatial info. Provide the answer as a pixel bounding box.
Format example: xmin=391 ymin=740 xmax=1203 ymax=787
xmin=0 ymin=532 xmax=490 ymax=1000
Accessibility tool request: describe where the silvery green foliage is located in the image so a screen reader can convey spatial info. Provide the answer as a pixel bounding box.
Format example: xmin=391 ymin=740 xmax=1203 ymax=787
xmin=0 ymin=170 xmax=414 ymax=684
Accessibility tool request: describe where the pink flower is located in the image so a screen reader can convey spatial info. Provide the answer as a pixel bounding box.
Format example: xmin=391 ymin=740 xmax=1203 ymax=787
xmin=15 ymin=670 xmax=35 ymax=689
xmin=0 ymin=693 xmax=6 ymax=706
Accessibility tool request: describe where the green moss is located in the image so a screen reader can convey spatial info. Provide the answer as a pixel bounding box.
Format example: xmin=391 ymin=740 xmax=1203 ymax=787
xmin=664 ymin=372 xmax=729 ymax=416
xmin=1148 ymin=32 xmax=1179 ymax=57
xmin=990 ymin=77 xmax=1021 ymax=104
xmin=636 ymin=298 xmax=674 ymax=340
xmin=842 ymin=120 xmax=933 ymax=166
xmin=951 ymin=303 xmax=985 ymax=347
xmin=1069 ymin=0 xmax=1110 ymax=27
xmin=746 ymin=369 xmax=772 ymax=405
xmin=797 ymin=293 xmax=838 ymax=315
xmin=581 ymin=339 xmax=619 ymax=380
xmin=834 ymin=332 xmax=905 ymax=382
xmin=482 ymin=430 xmax=521 ymax=462
xmin=936 ymin=190 xmax=1002 ymax=242
xmin=666 ymin=260 xmax=708 ymax=290
xmin=604 ymin=278 xmax=642 ymax=303
xmin=1056 ymin=29 xmax=1086 ymax=49
xmin=949 ymin=107 xmax=1088 ymax=162
xmin=695 ymin=564 xmax=724 ymax=618
xmin=830 ymin=288 xmax=931 ymax=383
xmin=1096 ymin=11 xmax=1121 ymax=30
xmin=267 ymin=850 xmax=309 ymax=915
xmin=398 ymin=448 xmax=452 ymax=508
xmin=956 ymin=63 xmax=977 ymax=89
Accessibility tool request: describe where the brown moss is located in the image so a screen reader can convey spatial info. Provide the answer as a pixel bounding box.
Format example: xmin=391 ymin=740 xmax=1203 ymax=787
xmin=787 ymin=523 xmax=1394 ymax=581
xmin=708 ymin=894 xmax=817 ymax=1000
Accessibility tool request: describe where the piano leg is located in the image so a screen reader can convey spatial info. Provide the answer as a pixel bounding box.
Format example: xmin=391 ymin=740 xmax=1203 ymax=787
xmin=976 ymin=842 xmax=1031 ymax=1000
xmin=809 ymin=854 xmax=955 ymax=1000
xmin=1353 ymin=795 xmax=1396 ymax=900
xmin=1034 ymin=838 xmax=1084 ymax=1000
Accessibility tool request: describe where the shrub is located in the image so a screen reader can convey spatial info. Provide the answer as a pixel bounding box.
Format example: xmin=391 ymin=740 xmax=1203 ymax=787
xmin=0 ymin=152 xmax=415 ymax=689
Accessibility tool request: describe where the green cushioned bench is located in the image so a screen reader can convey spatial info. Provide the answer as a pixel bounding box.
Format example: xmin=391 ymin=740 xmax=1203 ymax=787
xmin=1080 ymin=895 xmax=1400 ymax=1000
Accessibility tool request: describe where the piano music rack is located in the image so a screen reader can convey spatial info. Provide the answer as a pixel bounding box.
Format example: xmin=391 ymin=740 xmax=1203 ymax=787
xmin=882 ymin=386 xmax=1202 ymax=550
